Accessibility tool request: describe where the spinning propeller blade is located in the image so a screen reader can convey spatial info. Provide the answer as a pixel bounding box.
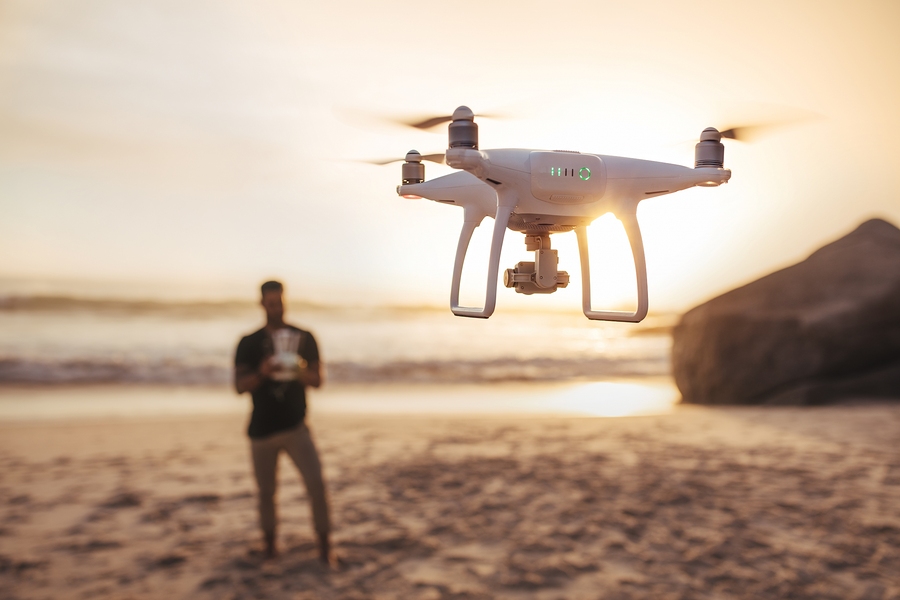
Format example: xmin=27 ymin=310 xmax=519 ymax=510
xmin=335 ymin=104 xmax=518 ymax=133
xmin=359 ymin=153 xmax=445 ymax=165
xmin=718 ymin=123 xmax=790 ymax=142
xmin=672 ymin=105 xmax=822 ymax=146
xmin=674 ymin=117 xmax=818 ymax=148
xmin=709 ymin=110 xmax=822 ymax=143
xmin=405 ymin=115 xmax=454 ymax=130
xmin=401 ymin=113 xmax=505 ymax=130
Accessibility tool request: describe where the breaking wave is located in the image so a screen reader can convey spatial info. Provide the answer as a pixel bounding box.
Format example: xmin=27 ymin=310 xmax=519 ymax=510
xmin=0 ymin=355 xmax=669 ymax=386
xmin=0 ymin=292 xmax=675 ymax=388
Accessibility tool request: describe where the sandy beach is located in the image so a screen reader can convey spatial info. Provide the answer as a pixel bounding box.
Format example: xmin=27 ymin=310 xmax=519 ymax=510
xmin=1 ymin=388 xmax=899 ymax=600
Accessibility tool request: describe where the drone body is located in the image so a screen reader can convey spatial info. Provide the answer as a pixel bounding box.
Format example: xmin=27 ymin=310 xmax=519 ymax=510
xmin=395 ymin=106 xmax=732 ymax=322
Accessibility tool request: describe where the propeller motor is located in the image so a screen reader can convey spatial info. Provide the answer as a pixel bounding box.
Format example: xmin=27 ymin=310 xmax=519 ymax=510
xmin=448 ymin=106 xmax=478 ymax=149
xmin=694 ymin=127 xmax=725 ymax=169
xmin=402 ymin=150 xmax=425 ymax=184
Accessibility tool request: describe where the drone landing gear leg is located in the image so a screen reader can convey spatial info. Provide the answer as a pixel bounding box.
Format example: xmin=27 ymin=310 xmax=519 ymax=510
xmin=576 ymin=210 xmax=648 ymax=322
xmin=450 ymin=205 xmax=513 ymax=319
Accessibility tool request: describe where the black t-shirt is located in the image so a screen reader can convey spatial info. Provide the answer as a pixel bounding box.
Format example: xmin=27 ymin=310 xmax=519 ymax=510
xmin=234 ymin=325 xmax=320 ymax=439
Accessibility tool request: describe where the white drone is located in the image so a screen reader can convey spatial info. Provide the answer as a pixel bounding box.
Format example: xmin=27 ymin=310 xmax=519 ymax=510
xmin=382 ymin=106 xmax=735 ymax=322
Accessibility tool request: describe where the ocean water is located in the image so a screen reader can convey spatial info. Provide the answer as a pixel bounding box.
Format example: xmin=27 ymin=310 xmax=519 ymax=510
xmin=0 ymin=382 xmax=681 ymax=420
xmin=0 ymin=295 xmax=674 ymax=387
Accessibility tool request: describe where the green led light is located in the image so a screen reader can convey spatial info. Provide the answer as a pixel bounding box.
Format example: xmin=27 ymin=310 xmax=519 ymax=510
xmin=551 ymin=167 xmax=560 ymax=176
xmin=579 ymin=167 xmax=591 ymax=180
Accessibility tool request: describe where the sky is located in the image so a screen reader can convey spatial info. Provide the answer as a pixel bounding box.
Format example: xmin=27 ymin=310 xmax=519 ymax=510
xmin=1 ymin=0 xmax=899 ymax=311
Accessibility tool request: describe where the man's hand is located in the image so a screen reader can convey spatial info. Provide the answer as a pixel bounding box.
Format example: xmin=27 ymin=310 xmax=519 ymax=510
xmin=235 ymin=356 xmax=277 ymax=394
xmin=237 ymin=357 xmax=321 ymax=392
xmin=298 ymin=361 xmax=323 ymax=388
xmin=259 ymin=356 xmax=278 ymax=378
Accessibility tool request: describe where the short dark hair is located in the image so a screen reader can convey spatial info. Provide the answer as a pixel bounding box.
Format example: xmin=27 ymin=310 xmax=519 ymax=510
xmin=260 ymin=280 xmax=283 ymax=297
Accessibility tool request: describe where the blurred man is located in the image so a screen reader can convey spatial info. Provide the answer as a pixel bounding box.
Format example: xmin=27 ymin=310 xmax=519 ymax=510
xmin=234 ymin=280 xmax=332 ymax=563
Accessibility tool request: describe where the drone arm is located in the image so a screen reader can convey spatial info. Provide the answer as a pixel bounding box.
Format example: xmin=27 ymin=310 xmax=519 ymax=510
xmin=450 ymin=195 xmax=514 ymax=319
xmin=576 ymin=210 xmax=648 ymax=322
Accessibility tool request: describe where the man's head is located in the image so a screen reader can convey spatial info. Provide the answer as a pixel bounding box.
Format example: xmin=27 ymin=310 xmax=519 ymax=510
xmin=260 ymin=280 xmax=285 ymax=323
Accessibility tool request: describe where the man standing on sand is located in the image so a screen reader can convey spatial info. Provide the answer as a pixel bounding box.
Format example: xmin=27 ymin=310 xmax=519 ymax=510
xmin=234 ymin=280 xmax=333 ymax=563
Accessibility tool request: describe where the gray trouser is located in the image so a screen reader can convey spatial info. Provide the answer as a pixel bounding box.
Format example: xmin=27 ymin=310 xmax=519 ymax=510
xmin=250 ymin=423 xmax=330 ymax=536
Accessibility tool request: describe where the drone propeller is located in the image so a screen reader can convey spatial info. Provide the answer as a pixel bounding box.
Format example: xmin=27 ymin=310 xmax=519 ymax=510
xmin=719 ymin=126 xmax=749 ymax=141
xmin=686 ymin=123 xmax=789 ymax=146
xmin=361 ymin=152 xmax=445 ymax=166
xmin=717 ymin=123 xmax=788 ymax=143
xmin=700 ymin=110 xmax=822 ymax=144
xmin=399 ymin=112 xmax=505 ymax=130
xmin=693 ymin=117 xmax=814 ymax=168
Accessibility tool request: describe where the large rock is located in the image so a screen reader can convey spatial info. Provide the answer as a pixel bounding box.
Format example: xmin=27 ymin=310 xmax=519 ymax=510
xmin=672 ymin=218 xmax=900 ymax=405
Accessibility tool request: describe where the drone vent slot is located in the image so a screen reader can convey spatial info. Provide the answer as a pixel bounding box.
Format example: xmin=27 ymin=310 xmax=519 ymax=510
xmin=549 ymin=194 xmax=585 ymax=205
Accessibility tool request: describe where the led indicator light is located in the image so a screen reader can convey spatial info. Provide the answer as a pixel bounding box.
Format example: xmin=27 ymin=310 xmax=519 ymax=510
xmin=579 ymin=167 xmax=591 ymax=180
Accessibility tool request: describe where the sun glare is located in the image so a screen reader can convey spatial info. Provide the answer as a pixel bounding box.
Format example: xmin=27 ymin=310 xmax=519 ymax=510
xmin=541 ymin=381 xmax=679 ymax=417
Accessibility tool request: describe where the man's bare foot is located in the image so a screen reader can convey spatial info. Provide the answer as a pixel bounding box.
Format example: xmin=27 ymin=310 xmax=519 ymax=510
xmin=317 ymin=532 xmax=337 ymax=568
xmin=264 ymin=531 xmax=277 ymax=559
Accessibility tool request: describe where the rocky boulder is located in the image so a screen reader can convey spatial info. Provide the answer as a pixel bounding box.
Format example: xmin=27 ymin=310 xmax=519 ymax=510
xmin=672 ymin=218 xmax=900 ymax=405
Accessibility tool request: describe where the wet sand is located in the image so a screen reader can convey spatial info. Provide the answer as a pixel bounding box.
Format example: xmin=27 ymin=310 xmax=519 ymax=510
xmin=1 ymin=396 xmax=899 ymax=599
